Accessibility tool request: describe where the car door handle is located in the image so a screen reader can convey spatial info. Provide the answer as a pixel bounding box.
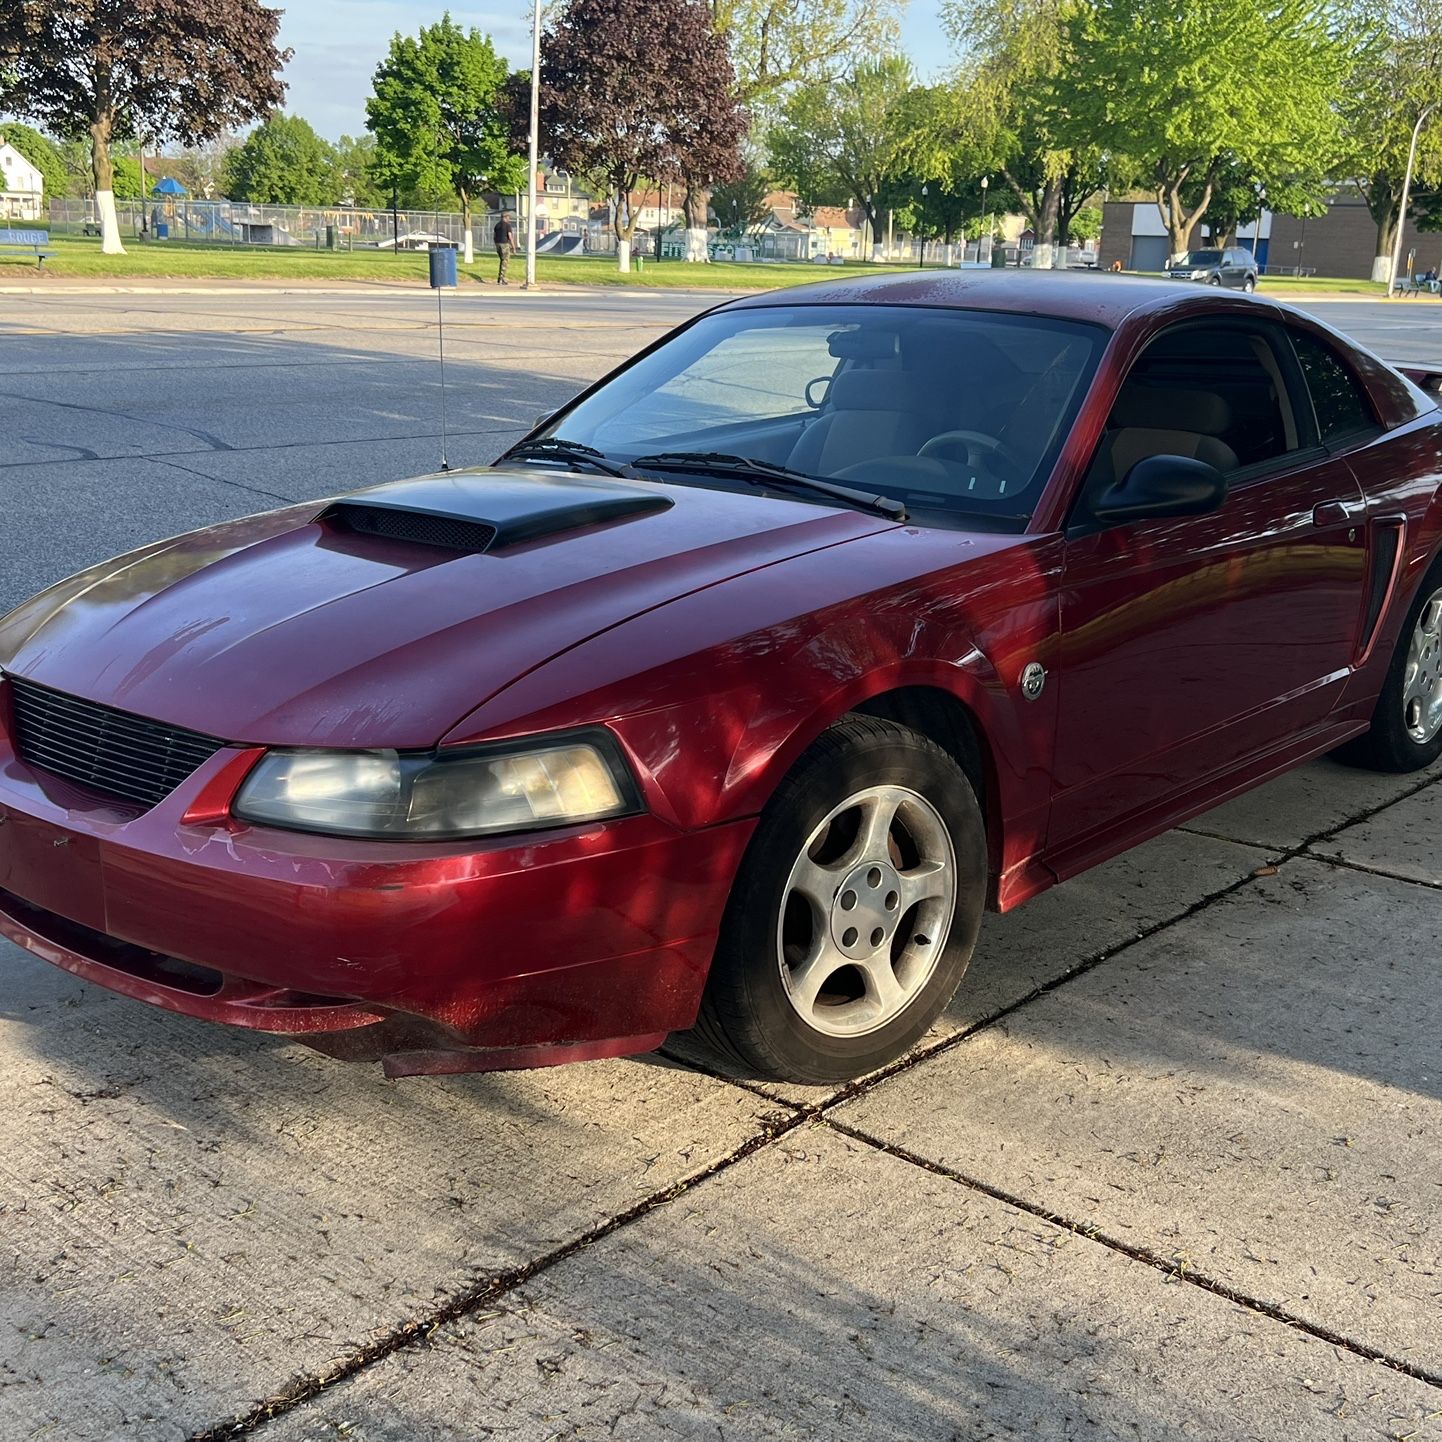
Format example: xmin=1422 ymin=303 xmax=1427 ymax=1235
xmin=1313 ymin=500 xmax=1362 ymax=527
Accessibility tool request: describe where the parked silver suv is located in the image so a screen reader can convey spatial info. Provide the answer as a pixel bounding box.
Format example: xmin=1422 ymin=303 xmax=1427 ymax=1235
xmin=1167 ymin=246 xmax=1259 ymax=290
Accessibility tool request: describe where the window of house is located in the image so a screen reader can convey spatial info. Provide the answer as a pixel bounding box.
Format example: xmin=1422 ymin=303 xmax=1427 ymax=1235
xmin=1288 ymin=330 xmax=1378 ymax=445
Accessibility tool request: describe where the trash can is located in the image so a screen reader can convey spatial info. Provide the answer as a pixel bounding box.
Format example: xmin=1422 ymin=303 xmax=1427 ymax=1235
xmin=155 ymin=221 xmax=169 ymax=240
xmin=325 ymin=224 xmax=337 ymax=250
xmin=428 ymin=245 xmax=458 ymax=288
xmin=990 ymin=247 xmax=1006 ymax=268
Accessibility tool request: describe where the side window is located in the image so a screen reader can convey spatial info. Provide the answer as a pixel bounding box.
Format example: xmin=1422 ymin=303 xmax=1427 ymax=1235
xmin=1288 ymin=330 xmax=1378 ymax=445
xmin=1082 ymin=323 xmax=1303 ymax=506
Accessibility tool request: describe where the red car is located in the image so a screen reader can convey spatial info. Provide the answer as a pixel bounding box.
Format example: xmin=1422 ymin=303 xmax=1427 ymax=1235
xmin=2 ymin=273 xmax=1440 ymax=1083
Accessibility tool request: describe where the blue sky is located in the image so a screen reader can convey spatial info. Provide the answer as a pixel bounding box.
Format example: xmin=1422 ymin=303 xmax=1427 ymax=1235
xmin=275 ymin=1 xmax=951 ymax=140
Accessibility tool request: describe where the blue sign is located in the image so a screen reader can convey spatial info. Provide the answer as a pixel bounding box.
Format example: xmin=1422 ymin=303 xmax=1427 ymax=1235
xmin=0 ymin=229 xmax=49 ymax=247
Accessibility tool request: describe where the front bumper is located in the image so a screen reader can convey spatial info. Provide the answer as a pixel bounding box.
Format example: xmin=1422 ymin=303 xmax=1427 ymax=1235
xmin=0 ymin=701 xmax=753 ymax=1075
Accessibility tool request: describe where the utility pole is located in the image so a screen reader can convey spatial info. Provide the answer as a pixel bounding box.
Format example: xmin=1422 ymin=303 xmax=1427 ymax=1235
xmin=1389 ymin=103 xmax=1435 ymax=297
xmin=524 ymin=0 xmax=541 ymax=289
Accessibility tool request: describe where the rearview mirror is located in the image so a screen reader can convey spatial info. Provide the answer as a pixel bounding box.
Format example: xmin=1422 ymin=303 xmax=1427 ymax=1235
xmin=1093 ymin=455 xmax=1228 ymax=524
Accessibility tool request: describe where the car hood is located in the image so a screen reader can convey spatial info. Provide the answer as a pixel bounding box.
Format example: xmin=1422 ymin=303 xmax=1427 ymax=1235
xmin=0 ymin=467 xmax=898 ymax=748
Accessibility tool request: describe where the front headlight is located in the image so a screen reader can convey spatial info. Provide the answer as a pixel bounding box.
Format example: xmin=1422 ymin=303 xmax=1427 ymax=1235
xmin=232 ymin=732 xmax=639 ymax=839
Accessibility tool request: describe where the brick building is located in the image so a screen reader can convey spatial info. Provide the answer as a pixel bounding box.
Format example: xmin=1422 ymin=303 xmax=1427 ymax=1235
xmin=1100 ymin=193 xmax=1442 ymax=280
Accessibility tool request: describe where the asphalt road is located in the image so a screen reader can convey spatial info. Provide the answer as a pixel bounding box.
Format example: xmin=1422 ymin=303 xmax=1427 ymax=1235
xmin=1 ymin=284 xmax=1439 ymax=1442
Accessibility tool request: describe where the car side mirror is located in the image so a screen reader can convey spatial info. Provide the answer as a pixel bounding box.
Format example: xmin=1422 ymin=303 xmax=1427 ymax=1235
xmin=1093 ymin=454 xmax=1228 ymax=524
xmin=532 ymin=412 xmax=553 ymax=430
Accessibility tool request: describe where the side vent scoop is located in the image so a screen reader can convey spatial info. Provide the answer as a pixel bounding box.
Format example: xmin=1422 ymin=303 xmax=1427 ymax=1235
xmin=320 ymin=470 xmax=672 ymax=553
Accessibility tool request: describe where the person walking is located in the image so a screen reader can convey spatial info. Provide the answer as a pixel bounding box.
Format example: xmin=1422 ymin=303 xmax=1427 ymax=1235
xmin=494 ymin=213 xmax=515 ymax=285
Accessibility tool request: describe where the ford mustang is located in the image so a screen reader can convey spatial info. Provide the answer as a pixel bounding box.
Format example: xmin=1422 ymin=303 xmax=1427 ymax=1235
xmin=2 ymin=272 xmax=1440 ymax=1083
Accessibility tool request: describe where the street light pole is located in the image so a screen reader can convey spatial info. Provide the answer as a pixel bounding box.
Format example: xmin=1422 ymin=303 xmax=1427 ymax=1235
xmin=980 ymin=176 xmax=989 ymax=262
xmin=1389 ymin=102 xmax=1435 ymax=297
xmin=919 ymin=184 xmax=928 ymax=268
xmin=523 ymin=0 xmax=541 ymax=289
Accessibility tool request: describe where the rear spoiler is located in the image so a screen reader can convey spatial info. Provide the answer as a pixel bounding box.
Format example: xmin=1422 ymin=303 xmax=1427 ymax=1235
xmin=1396 ymin=364 xmax=1442 ymax=396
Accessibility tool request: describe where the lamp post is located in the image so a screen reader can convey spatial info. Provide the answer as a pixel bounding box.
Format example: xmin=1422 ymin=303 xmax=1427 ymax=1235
xmin=523 ymin=0 xmax=541 ymax=289
xmin=1389 ymin=102 xmax=1436 ymax=297
xmin=980 ymin=176 xmax=990 ymax=262
xmin=919 ymin=184 xmax=928 ymax=268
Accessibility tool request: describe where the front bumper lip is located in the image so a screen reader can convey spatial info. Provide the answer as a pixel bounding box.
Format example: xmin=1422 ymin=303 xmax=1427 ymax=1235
xmin=0 ymin=715 xmax=754 ymax=1071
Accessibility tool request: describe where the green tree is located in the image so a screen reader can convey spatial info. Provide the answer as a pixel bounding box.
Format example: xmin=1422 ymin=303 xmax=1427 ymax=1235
xmin=111 ymin=152 xmax=141 ymax=198
xmin=942 ymin=0 xmax=1109 ymax=266
xmin=0 ymin=121 xmax=69 ymax=198
xmin=367 ymin=14 xmax=523 ymax=260
xmin=712 ymin=158 xmax=774 ymax=234
xmin=222 ymin=114 xmax=336 ymax=203
xmin=1059 ymin=0 xmax=1356 ymax=257
xmin=711 ymin=0 xmax=903 ymax=108
xmin=1339 ymin=0 xmax=1442 ymax=280
xmin=333 ymin=133 xmax=385 ymax=207
xmin=0 ymin=0 xmax=287 ymax=254
xmin=769 ymin=56 xmax=921 ymax=255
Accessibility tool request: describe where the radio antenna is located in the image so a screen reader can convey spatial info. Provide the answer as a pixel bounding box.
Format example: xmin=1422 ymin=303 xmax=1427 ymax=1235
xmin=429 ymin=245 xmax=458 ymax=471
xmin=436 ymin=283 xmax=451 ymax=471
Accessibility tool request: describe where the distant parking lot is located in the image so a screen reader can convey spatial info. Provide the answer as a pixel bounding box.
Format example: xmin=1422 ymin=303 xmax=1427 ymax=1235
xmin=1 ymin=285 xmax=1439 ymax=1442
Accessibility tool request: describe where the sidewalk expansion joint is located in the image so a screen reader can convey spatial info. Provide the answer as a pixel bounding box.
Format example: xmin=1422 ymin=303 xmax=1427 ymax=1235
xmin=186 ymin=1105 xmax=808 ymax=1441
xmin=824 ymin=1116 xmax=1442 ymax=1394
xmin=1298 ymin=850 xmax=1442 ymax=892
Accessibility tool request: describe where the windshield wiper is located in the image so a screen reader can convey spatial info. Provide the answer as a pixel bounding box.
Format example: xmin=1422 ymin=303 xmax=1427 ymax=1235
xmin=629 ymin=451 xmax=907 ymax=521
xmin=501 ymin=437 xmax=633 ymax=479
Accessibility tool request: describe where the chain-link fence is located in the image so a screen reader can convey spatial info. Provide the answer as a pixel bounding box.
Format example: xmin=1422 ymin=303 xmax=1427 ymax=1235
xmin=45 ymin=197 xmax=610 ymax=254
xmin=44 ymin=197 xmax=1086 ymax=270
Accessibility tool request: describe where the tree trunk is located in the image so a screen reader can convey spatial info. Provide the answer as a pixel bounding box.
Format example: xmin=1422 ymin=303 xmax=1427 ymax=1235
xmin=1034 ymin=176 xmax=1062 ymax=269
xmin=682 ymin=180 xmax=709 ymax=263
xmin=1157 ymin=174 xmax=1213 ymax=264
xmin=1372 ymin=192 xmax=1399 ymax=284
xmin=862 ymin=202 xmax=881 ymax=261
xmin=460 ymin=186 xmax=474 ymax=265
xmin=90 ymin=112 xmax=125 ymax=256
xmin=612 ymin=179 xmax=640 ymax=272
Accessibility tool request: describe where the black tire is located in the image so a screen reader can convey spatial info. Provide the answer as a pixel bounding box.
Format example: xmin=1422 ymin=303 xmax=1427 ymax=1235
xmin=1243 ymin=276 xmax=1257 ymax=292
xmin=1335 ymin=557 xmax=1442 ymax=773
xmin=1208 ymin=275 xmax=1223 ymax=286
xmin=688 ymin=715 xmax=987 ymax=1083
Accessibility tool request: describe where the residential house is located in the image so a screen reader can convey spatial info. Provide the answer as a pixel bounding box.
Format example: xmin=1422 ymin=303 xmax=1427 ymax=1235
xmin=0 ymin=142 xmax=44 ymax=221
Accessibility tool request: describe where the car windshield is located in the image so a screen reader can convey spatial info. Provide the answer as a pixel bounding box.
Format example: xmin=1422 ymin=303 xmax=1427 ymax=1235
xmin=533 ymin=304 xmax=1107 ymax=529
xmin=1183 ymin=251 xmax=1224 ymax=266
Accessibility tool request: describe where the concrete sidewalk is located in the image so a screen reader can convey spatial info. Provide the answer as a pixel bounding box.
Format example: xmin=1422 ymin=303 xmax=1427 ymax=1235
xmin=3 ymin=758 xmax=1437 ymax=1442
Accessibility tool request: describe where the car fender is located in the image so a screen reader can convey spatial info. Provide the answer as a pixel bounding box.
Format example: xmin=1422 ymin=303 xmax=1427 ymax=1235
xmin=444 ymin=527 xmax=1064 ymax=873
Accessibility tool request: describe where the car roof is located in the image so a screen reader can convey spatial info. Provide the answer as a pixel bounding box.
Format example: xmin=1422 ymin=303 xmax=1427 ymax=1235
xmin=717 ymin=268 xmax=1242 ymax=329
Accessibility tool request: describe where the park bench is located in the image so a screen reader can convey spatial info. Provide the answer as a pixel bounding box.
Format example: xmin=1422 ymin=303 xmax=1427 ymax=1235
xmin=0 ymin=227 xmax=54 ymax=267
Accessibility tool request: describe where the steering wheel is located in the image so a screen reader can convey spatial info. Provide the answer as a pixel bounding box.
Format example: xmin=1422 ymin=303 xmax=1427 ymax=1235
xmin=919 ymin=429 xmax=1026 ymax=474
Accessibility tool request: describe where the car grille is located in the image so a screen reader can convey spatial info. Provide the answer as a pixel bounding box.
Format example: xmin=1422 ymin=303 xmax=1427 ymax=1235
xmin=7 ymin=678 xmax=227 ymax=809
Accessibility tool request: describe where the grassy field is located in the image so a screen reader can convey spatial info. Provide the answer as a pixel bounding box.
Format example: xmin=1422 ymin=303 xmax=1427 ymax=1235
xmin=0 ymin=234 xmax=895 ymax=289
xmin=0 ymin=233 xmax=1412 ymax=296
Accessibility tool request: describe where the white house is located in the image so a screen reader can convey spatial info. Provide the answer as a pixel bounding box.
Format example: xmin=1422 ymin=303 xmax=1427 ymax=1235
xmin=0 ymin=142 xmax=44 ymax=221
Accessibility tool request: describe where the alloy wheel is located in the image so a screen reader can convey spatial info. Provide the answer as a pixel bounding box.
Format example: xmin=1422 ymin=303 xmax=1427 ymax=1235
xmin=1403 ymin=587 xmax=1442 ymax=744
xmin=777 ymin=784 xmax=956 ymax=1038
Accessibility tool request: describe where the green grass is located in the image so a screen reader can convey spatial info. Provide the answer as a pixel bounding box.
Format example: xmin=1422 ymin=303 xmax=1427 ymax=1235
xmin=0 ymin=233 xmax=1407 ymax=296
xmin=1259 ymin=274 xmax=1390 ymax=296
xmin=0 ymin=233 xmax=921 ymax=290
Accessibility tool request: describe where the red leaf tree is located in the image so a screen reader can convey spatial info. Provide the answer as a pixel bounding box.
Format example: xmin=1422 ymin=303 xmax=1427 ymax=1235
xmin=525 ymin=0 xmax=745 ymax=268
xmin=0 ymin=0 xmax=289 ymax=254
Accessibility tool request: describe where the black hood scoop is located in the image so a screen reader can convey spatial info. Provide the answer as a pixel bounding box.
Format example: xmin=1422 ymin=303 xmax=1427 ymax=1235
xmin=321 ymin=469 xmax=672 ymax=553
